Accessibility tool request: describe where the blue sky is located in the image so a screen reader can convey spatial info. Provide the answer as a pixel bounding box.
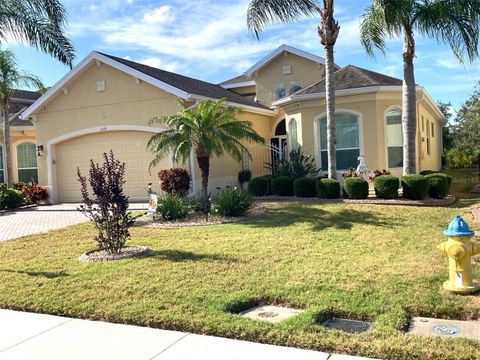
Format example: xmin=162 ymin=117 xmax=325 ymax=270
xmin=5 ymin=0 xmax=480 ymax=111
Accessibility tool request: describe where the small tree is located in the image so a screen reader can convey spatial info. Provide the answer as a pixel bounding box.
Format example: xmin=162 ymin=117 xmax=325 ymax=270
xmin=77 ymin=151 xmax=131 ymax=254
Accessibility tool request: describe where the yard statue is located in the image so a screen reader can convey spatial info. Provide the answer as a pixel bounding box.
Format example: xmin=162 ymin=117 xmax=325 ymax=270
xmin=437 ymin=215 xmax=480 ymax=294
xmin=355 ymin=155 xmax=370 ymax=180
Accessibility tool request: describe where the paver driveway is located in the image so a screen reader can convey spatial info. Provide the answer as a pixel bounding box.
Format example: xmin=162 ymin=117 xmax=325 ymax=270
xmin=0 ymin=203 xmax=148 ymax=241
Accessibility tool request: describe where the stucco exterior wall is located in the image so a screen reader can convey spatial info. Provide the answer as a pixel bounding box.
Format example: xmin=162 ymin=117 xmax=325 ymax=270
xmin=254 ymin=53 xmax=324 ymax=107
xmin=0 ymin=129 xmax=36 ymax=184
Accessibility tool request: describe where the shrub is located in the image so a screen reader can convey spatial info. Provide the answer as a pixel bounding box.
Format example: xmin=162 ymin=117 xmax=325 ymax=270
xmin=77 ymin=151 xmax=131 ymax=254
xmin=419 ymin=170 xmax=438 ymax=176
xmin=293 ymin=177 xmax=316 ymax=197
xmin=237 ymin=169 xmax=252 ymax=184
xmin=0 ymin=188 xmax=24 ymax=210
xmin=157 ymin=194 xmax=190 ymax=220
xmin=215 ymin=187 xmax=254 ymax=217
xmin=374 ymin=175 xmax=399 ymax=199
xmin=445 ymin=148 xmax=477 ymax=169
xmin=267 ymin=147 xmax=318 ymax=179
xmin=343 ymin=177 xmax=369 ymax=199
xmin=14 ymin=182 xmax=49 ymax=204
xmin=342 ymin=167 xmax=358 ymax=178
xmin=271 ymin=176 xmax=293 ymax=196
xmin=248 ymin=176 xmax=270 ymax=196
xmin=425 ymin=173 xmax=451 ymax=199
xmin=316 ymin=178 xmax=340 ymax=199
xmin=158 ymin=168 xmax=191 ymax=196
xmin=369 ymin=169 xmax=391 ymax=182
xmin=401 ymin=174 xmax=428 ymax=200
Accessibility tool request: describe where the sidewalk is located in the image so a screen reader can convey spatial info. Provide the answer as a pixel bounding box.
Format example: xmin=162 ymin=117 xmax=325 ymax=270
xmin=0 ymin=309 xmax=376 ymax=360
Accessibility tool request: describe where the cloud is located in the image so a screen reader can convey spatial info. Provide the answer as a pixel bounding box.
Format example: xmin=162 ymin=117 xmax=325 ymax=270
xmin=142 ymin=5 xmax=173 ymax=25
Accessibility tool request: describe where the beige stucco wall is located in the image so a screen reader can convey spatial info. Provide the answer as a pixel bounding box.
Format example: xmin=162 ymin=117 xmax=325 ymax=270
xmin=417 ymin=101 xmax=443 ymax=171
xmin=254 ymin=52 xmax=324 ymax=107
xmin=229 ymin=85 xmax=256 ymax=95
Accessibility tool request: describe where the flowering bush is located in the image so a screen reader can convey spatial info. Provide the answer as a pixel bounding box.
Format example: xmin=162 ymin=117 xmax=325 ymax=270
xmin=158 ymin=168 xmax=191 ymax=196
xmin=13 ymin=182 xmax=49 ymax=204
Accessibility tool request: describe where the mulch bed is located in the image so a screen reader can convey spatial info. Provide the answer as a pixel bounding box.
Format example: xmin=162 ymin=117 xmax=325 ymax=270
xmin=79 ymin=245 xmax=152 ymax=262
xmin=134 ymin=205 xmax=267 ymax=228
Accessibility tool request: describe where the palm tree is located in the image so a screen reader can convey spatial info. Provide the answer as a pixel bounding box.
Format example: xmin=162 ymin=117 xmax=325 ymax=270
xmin=148 ymin=99 xmax=265 ymax=199
xmin=360 ymin=0 xmax=480 ymax=175
xmin=0 ymin=49 xmax=44 ymax=186
xmin=247 ymin=0 xmax=340 ymax=179
xmin=0 ymin=0 xmax=75 ymax=66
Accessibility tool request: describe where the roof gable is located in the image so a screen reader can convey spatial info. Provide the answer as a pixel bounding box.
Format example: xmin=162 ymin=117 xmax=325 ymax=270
xmin=23 ymin=52 xmax=272 ymax=119
xmin=244 ymin=44 xmax=326 ymax=77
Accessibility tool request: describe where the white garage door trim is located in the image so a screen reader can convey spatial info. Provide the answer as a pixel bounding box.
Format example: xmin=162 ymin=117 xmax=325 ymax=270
xmin=46 ymin=125 xmax=176 ymax=204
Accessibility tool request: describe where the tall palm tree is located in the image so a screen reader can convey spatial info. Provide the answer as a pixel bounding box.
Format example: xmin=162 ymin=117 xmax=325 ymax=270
xmin=247 ymin=0 xmax=340 ymax=179
xmin=0 ymin=0 xmax=75 ymax=66
xmin=0 ymin=49 xmax=44 ymax=186
xmin=148 ymin=99 xmax=265 ymax=199
xmin=360 ymin=0 xmax=480 ymax=175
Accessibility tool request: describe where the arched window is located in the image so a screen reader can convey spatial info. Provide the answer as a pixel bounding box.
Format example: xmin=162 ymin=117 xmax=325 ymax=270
xmin=0 ymin=144 xmax=4 ymax=184
xmin=318 ymin=113 xmax=360 ymax=171
xmin=276 ymin=87 xmax=286 ymax=99
xmin=288 ymin=118 xmax=299 ymax=150
xmin=290 ymin=84 xmax=302 ymax=94
xmin=16 ymin=142 xmax=38 ymax=183
xmin=386 ymin=109 xmax=403 ymax=168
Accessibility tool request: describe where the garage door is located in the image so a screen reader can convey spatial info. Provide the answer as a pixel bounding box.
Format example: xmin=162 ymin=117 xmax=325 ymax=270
xmin=55 ymin=130 xmax=169 ymax=202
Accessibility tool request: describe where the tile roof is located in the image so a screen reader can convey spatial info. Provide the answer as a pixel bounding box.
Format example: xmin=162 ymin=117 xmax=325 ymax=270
xmin=4 ymin=90 xmax=41 ymax=127
xmin=218 ymin=74 xmax=252 ymax=86
xmin=11 ymin=89 xmax=42 ymax=102
xmin=98 ymin=53 xmax=269 ymax=110
xmin=297 ymin=65 xmax=403 ymax=95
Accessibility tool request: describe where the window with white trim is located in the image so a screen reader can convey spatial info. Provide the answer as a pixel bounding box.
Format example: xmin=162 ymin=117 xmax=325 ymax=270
xmin=16 ymin=142 xmax=38 ymax=183
xmin=319 ymin=113 xmax=360 ymax=171
xmin=274 ymin=83 xmax=286 ymax=99
xmin=288 ymin=118 xmax=299 ymax=150
xmin=386 ymin=109 xmax=403 ymax=168
xmin=0 ymin=144 xmax=4 ymax=184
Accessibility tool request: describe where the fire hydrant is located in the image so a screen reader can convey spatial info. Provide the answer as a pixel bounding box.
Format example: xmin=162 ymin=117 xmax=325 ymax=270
xmin=437 ymin=215 xmax=480 ymax=294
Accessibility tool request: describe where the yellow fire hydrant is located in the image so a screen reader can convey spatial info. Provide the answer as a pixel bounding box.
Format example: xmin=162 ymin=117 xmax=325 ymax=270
xmin=437 ymin=215 xmax=480 ymax=294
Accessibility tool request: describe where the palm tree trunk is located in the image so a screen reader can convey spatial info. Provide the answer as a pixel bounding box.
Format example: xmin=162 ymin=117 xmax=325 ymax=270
xmin=196 ymin=147 xmax=210 ymax=199
xmin=402 ymin=28 xmax=417 ymax=175
xmin=2 ymin=103 xmax=12 ymax=186
xmin=318 ymin=0 xmax=339 ymax=180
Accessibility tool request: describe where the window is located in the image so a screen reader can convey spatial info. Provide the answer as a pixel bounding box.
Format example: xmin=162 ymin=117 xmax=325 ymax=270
xmin=421 ymin=116 xmax=424 ymax=132
xmin=275 ymin=84 xmax=286 ymax=99
xmin=431 ymin=122 xmax=435 ymax=137
xmin=16 ymin=142 xmax=38 ymax=183
xmin=426 ymin=120 xmax=431 ymax=155
xmin=386 ymin=109 xmax=403 ymax=168
xmin=0 ymin=144 xmax=3 ymax=184
xmin=288 ymin=118 xmax=299 ymax=150
xmin=282 ymin=65 xmax=292 ymax=75
xmin=290 ymin=84 xmax=302 ymax=94
xmin=319 ymin=113 xmax=360 ymax=171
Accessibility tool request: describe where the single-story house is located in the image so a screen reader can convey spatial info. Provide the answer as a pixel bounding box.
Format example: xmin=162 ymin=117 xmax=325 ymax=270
xmin=18 ymin=44 xmax=444 ymax=203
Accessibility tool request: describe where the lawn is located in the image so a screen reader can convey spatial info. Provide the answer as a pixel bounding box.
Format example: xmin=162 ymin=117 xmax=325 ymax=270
xmin=1 ymin=196 xmax=480 ymax=359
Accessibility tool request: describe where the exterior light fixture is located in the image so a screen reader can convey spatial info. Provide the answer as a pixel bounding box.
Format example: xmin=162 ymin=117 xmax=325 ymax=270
xmin=36 ymin=145 xmax=44 ymax=156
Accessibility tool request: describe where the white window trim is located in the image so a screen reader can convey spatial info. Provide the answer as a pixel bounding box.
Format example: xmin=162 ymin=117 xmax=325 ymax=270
xmin=384 ymin=105 xmax=403 ymax=170
xmin=13 ymin=139 xmax=38 ymax=183
xmin=313 ymin=109 xmax=364 ymax=173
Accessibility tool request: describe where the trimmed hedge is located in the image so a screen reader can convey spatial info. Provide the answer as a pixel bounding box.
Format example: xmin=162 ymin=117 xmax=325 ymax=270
xmin=271 ymin=176 xmax=293 ymax=196
xmin=401 ymin=174 xmax=428 ymax=200
xmin=343 ymin=177 xmax=369 ymax=199
xmin=293 ymin=177 xmax=316 ymax=198
xmin=419 ymin=170 xmax=438 ymax=176
xmin=425 ymin=173 xmax=451 ymax=199
xmin=0 ymin=188 xmax=24 ymax=210
xmin=316 ymin=178 xmax=340 ymax=199
xmin=374 ymin=175 xmax=399 ymax=199
xmin=247 ymin=176 xmax=270 ymax=196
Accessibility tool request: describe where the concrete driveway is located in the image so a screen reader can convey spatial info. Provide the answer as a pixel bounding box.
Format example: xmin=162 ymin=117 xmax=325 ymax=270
xmin=0 ymin=203 xmax=148 ymax=242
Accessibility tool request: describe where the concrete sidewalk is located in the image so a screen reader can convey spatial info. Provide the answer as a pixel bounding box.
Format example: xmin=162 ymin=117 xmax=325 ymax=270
xmin=0 ymin=309 xmax=375 ymax=360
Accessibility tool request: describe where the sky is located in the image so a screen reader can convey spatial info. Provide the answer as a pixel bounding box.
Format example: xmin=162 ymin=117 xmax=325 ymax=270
xmin=5 ymin=0 xmax=480 ymax=111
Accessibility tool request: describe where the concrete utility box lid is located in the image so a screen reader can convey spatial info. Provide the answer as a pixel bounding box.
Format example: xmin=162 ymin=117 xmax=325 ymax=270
xmin=443 ymin=215 xmax=474 ymax=237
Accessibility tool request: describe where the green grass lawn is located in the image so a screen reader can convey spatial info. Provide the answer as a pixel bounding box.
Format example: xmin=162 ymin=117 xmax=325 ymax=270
xmin=1 ymin=196 xmax=480 ymax=359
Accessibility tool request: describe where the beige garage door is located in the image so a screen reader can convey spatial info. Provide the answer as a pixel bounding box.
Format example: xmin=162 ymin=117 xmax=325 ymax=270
xmin=55 ymin=130 xmax=169 ymax=202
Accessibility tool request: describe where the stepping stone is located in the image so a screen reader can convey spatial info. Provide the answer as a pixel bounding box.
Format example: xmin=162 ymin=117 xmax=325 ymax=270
xmin=408 ymin=317 xmax=480 ymax=341
xmin=240 ymin=305 xmax=303 ymax=323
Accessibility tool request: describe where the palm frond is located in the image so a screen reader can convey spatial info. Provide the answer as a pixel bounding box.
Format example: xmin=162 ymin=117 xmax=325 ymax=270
xmin=360 ymin=3 xmax=388 ymax=56
xmin=247 ymin=0 xmax=319 ymax=38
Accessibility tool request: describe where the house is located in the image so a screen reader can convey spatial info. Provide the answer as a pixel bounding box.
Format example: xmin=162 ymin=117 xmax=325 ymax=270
xmin=0 ymin=90 xmax=41 ymax=184
xmin=20 ymin=44 xmax=444 ymax=203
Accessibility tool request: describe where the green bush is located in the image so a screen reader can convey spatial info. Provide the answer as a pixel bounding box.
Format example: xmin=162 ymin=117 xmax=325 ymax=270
xmin=157 ymin=194 xmax=190 ymax=220
xmin=374 ymin=175 xmax=399 ymax=199
xmin=445 ymin=148 xmax=477 ymax=169
xmin=425 ymin=173 xmax=451 ymax=199
xmin=215 ymin=187 xmax=254 ymax=217
xmin=343 ymin=177 xmax=369 ymax=199
xmin=293 ymin=177 xmax=316 ymax=197
xmin=0 ymin=188 xmax=24 ymax=210
xmin=316 ymin=178 xmax=340 ymax=199
xmin=247 ymin=176 xmax=270 ymax=196
xmin=401 ymin=174 xmax=428 ymax=200
xmin=271 ymin=176 xmax=293 ymax=196
xmin=419 ymin=170 xmax=438 ymax=176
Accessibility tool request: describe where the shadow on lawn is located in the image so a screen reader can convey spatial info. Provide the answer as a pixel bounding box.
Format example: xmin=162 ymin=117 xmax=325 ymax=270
xmin=248 ymin=203 xmax=402 ymax=231
xmin=148 ymin=250 xmax=237 ymax=263
xmin=0 ymin=269 xmax=69 ymax=278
